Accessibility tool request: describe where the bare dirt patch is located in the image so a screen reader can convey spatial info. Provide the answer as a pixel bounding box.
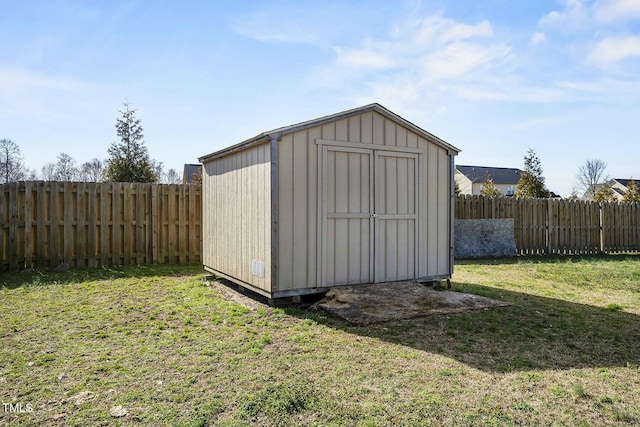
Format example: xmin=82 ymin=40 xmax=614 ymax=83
xmin=312 ymin=281 xmax=510 ymax=325
xmin=205 ymin=278 xmax=270 ymax=311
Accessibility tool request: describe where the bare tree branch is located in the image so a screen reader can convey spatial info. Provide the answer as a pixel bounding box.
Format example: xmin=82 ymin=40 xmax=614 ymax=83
xmin=575 ymin=159 xmax=608 ymax=200
xmin=0 ymin=139 xmax=27 ymax=183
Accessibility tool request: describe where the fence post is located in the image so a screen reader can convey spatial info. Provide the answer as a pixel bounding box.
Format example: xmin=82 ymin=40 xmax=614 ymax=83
xmin=8 ymin=183 xmax=19 ymax=271
xmin=151 ymin=184 xmax=159 ymax=264
xmin=546 ymin=198 xmax=551 ymax=255
xmin=87 ymin=183 xmax=97 ymax=268
xmin=24 ymin=182 xmax=33 ymax=269
xmin=599 ymin=202 xmax=605 ymax=253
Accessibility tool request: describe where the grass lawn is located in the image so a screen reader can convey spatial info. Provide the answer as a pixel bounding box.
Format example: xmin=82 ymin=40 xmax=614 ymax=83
xmin=1 ymin=256 xmax=639 ymax=426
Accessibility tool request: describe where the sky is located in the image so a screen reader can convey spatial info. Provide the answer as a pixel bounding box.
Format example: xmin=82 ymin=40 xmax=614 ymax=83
xmin=2 ymin=0 xmax=640 ymax=196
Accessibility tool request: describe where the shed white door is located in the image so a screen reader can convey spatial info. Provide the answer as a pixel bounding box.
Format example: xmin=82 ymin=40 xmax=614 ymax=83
xmin=320 ymin=146 xmax=418 ymax=286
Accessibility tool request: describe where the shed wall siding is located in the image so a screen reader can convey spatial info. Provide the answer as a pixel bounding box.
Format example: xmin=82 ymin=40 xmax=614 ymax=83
xmin=277 ymin=111 xmax=452 ymax=291
xmin=202 ymin=143 xmax=271 ymax=291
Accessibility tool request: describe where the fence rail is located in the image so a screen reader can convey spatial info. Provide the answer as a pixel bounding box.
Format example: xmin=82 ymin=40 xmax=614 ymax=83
xmin=456 ymin=195 xmax=640 ymax=255
xmin=0 ymin=181 xmax=201 ymax=271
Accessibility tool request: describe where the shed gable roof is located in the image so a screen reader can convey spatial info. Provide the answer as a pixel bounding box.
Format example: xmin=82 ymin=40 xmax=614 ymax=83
xmin=456 ymin=165 xmax=522 ymax=185
xmin=199 ymin=103 xmax=460 ymax=162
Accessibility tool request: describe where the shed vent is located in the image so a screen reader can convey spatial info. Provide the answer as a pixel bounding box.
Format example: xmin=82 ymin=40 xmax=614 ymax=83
xmin=251 ymin=260 xmax=265 ymax=278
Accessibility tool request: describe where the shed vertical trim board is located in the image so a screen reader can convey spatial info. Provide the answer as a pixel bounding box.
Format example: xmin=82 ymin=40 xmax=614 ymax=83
xmin=270 ymin=137 xmax=279 ymax=293
xmin=425 ymin=143 xmax=439 ymax=276
xmin=437 ymin=147 xmax=450 ymax=273
xmin=449 ymin=154 xmax=455 ymax=276
xmin=277 ymin=134 xmax=293 ymax=291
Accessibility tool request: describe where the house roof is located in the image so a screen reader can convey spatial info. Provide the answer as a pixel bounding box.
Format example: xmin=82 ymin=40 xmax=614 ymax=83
xmin=456 ymin=165 xmax=522 ymax=185
xmin=182 ymin=164 xmax=202 ymax=184
xmin=199 ymin=103 xmax=460 ymax=163
xmin=612 ymin=178 xmax=635 ymax=187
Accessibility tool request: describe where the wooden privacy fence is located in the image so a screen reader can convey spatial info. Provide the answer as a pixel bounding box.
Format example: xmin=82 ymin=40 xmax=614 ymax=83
xmin=3 ymin=183 xmax=638 ymax=270
xmin=0 ymin=181 xmax=201 ymax=271
xmin=456 ymin=195 xmax=640 ymax=255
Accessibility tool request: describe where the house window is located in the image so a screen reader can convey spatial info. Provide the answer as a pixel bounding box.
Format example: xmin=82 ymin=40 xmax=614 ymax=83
xmin=506 ymin=186 xmax=515 ymax=196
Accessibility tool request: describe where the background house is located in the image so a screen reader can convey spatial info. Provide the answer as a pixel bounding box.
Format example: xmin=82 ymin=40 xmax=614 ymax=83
xmin=182 ymin=164 xmax=202 ymax=184
xmin=585 ymin=178 xmax=637 ymax=201
xmin=455 ymin=165 xmax=521 ymax=196
xmin=610 ymin=179 xmax=634 ymax=201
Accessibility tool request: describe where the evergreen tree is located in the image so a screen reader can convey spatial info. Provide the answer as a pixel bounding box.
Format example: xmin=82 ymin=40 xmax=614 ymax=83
xmin=622 ymin=180 xmax=640 ymax=203
xmin=190 ymin=172 xmax=202 ymax=185
xmin=104 ymin=102 xmax=158 ymax=182
xmin=515 ymin=149 xmax=550 ymax=198
xmin=593 ymin=182 xmax=617 ymax=202
xmin=566 ymin=190 xmax=580 ymax=201
xmin=480 ymin=175 xmax=502 ymax=197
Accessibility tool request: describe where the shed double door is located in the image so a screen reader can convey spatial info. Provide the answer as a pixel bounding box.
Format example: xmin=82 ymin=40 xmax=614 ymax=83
xmin=321 ymin=145 xmax=418 ymax=286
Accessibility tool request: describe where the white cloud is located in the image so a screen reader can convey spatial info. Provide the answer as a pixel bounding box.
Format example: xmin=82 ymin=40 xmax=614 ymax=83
xmin=407 ymin=16 xmax=493 ymax=44
xmin=0 ymin=67 xmax=81 ymax=92
xmin=511 ymin=115 xmax=566 ymax=130
xmin=455 ymin=82 xmax=568 ymax=103
xmin=593 ymin=0 xmax=640 ymax=23
xmin=0 ymin=66 xmax=108 ymax=120
xmin=421 ymin=42 xmax=511 ymax=82
xmin=539 ymin=0 xmax=590 ymax=31
xmin=334 ymin=46 xmax=397 ymax=70
xmin=540 ymin=0 xmax=640 ymax=29
xmin=231 ymin=19 xmax=320 ymax=44
xmin=554 ymin=77 xmax=640 ymax=103
xmin=587 ymin=35 xmax=640 ymax=63
xmin=312 ymin=14 xmax=510 ymax=98
xmin=530 ymin=32 xmax=547 ymax=46
xmin=557 ymin=79 xmax=603 ymax=92
xmin=230 ymin=3 xmax=362 ymax=46
xmin=538 ymin=0 xmax=640 ymax=68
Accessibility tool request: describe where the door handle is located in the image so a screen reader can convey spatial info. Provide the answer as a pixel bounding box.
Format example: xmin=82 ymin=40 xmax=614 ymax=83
xmin=371 ymin=213 xmax=378 ymax=218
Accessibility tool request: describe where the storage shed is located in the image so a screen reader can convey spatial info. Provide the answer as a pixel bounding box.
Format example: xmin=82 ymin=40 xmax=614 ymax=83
xmin=199 ymin=104 xmax=460 ymax=301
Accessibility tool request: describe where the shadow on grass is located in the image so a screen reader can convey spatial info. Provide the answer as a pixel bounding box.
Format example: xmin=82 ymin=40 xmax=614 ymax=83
xmin=0 ymin=264 xmax=205 ymax=290
xmin=285 ymin=281 xmax=640 ymax=373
